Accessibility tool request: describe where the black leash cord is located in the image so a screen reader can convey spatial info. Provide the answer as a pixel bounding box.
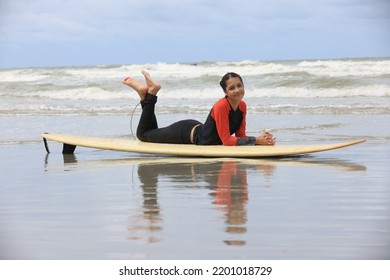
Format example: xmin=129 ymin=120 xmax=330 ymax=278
xmin=130 ymin=102 xmax=141 ymax=140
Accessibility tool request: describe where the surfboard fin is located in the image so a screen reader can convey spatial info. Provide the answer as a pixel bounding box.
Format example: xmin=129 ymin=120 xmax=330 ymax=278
xmin=43 ymin=137 xmax=50 ymax=153
xmin=62 ymin=143 xmax=77 ymax=154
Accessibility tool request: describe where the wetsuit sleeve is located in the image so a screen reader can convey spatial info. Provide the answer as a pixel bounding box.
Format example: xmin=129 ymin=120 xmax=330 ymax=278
xmin=237 ymin=136 xmax=256 ymax=145
xmin=235 ymin=101 xmax=256 ymax=146
xmin=211 ymin=100 xmax=238 ymax=146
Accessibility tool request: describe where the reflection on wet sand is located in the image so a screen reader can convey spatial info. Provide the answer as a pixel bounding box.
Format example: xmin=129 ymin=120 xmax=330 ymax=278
xmin=45 ymin=154 xmax=366 ymax=247
xmin=213 ymin=161 xmax=249 ymax=245
xmin=128 ymin=163 xmax=162 ymax=243
xmin=133 ymin=160 xmax=276 ymax=246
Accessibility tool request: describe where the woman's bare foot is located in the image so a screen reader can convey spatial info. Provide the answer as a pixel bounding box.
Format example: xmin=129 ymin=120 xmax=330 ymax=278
xmin=122 ymin=76 xmax=148 ymax=100
xmin=142 ymin=70 xmax=161 ymax=95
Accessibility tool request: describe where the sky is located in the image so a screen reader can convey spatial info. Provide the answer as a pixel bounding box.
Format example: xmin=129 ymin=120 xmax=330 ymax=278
xmin=0 ymin=0 xmax=389 ymax=68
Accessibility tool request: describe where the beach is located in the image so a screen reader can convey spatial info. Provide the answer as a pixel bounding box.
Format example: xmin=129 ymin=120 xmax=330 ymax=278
xmin=0 ymin=58 xmax=389 ymax=259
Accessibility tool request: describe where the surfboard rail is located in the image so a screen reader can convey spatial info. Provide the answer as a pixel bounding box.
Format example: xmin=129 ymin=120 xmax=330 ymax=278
xmin=41 ymin=133 xmax=366 ymax=158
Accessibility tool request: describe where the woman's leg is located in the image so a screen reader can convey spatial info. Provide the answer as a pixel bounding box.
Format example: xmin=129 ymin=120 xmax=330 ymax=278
xmin=122 ymin=75 xmax=148 ymax=100
xmin=136 ymin=94 xmax=159 ymax=141
xmin=141 ymin=70 xmax=161 ymax=95
xmin=140 ymin=119 xmax=202 ymax=144
xmin=139 ymin=71 xmax=202 ymax=143
xmin=135 ymin=71 xmax=161 ymax=141
xmin=122 ymin=70 xmax=161 ymax=100
xmin=124 ymin=71 xmax=201 ymax=144
xmin=122 ymin=72 xmax=160 ymax=141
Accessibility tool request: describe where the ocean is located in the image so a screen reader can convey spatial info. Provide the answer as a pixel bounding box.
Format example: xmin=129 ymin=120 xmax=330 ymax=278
xmin=0 ymin=57 xmax=389 ymax=144
xmin=0 ymin=57 xmax=389 ymax=259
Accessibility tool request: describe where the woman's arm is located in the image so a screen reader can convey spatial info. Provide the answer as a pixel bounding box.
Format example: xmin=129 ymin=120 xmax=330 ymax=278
xmin=212 ymin=105 xmax=238 ymax=145
xmin=235 ymin=101 xmax=275 ymax=145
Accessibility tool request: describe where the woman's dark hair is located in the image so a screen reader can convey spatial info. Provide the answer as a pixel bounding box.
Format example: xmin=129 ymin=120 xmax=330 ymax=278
xmin=219 ymin=72 xmax=243 ymax=91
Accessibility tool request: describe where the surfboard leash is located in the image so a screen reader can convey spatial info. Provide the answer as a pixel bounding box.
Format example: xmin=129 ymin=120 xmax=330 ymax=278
xmin=130 ymin=102 xmax=141 ymax=140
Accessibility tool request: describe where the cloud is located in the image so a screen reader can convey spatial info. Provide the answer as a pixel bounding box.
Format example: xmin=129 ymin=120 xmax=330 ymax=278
xmin=0 ymin=0 xmax=389 ymax=67
xmin=2 ymin=0 xmax=389 ymax=41
xmin=1 ymin=0 xmax=115 ymax=43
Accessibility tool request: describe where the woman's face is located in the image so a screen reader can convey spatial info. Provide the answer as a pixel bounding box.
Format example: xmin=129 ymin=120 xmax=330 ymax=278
xmin=224 ymin=77 xmax=245 ymax=102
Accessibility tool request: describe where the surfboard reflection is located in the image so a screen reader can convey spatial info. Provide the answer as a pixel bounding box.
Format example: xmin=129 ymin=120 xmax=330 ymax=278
xmin=46 ymin=154 xmax=366 ymax=248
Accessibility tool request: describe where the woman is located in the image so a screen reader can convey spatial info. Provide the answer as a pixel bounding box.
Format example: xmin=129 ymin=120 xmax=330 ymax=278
xmin=122 ymin=71 xmax=276 ymax=146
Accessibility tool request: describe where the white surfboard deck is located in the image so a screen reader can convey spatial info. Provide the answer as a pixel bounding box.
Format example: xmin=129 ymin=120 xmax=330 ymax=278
xmin=41 ymin=133 xmax=366 ymax=158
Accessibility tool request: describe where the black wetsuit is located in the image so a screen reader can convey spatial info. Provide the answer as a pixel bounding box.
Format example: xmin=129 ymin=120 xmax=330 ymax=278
xmin=136 ymin=94 xmax=255 ymax=145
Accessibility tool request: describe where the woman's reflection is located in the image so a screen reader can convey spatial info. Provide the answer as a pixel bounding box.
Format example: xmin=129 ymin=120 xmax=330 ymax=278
xmin=133 ymin=160 xmax=275 ymax=246
xmin=127 ymin=165 xmax=162 ymax=243
xmin=213 ymin=161 xmax=248 ymax=245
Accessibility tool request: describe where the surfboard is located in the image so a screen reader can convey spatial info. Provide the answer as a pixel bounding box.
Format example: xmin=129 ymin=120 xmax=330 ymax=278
xmin=41 ymin=133 xmax=366 ymax=158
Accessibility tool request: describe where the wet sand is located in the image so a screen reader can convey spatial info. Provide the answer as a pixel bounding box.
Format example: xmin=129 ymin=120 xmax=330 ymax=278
xmin=1 ymin=138 xmax=389 ymax=259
